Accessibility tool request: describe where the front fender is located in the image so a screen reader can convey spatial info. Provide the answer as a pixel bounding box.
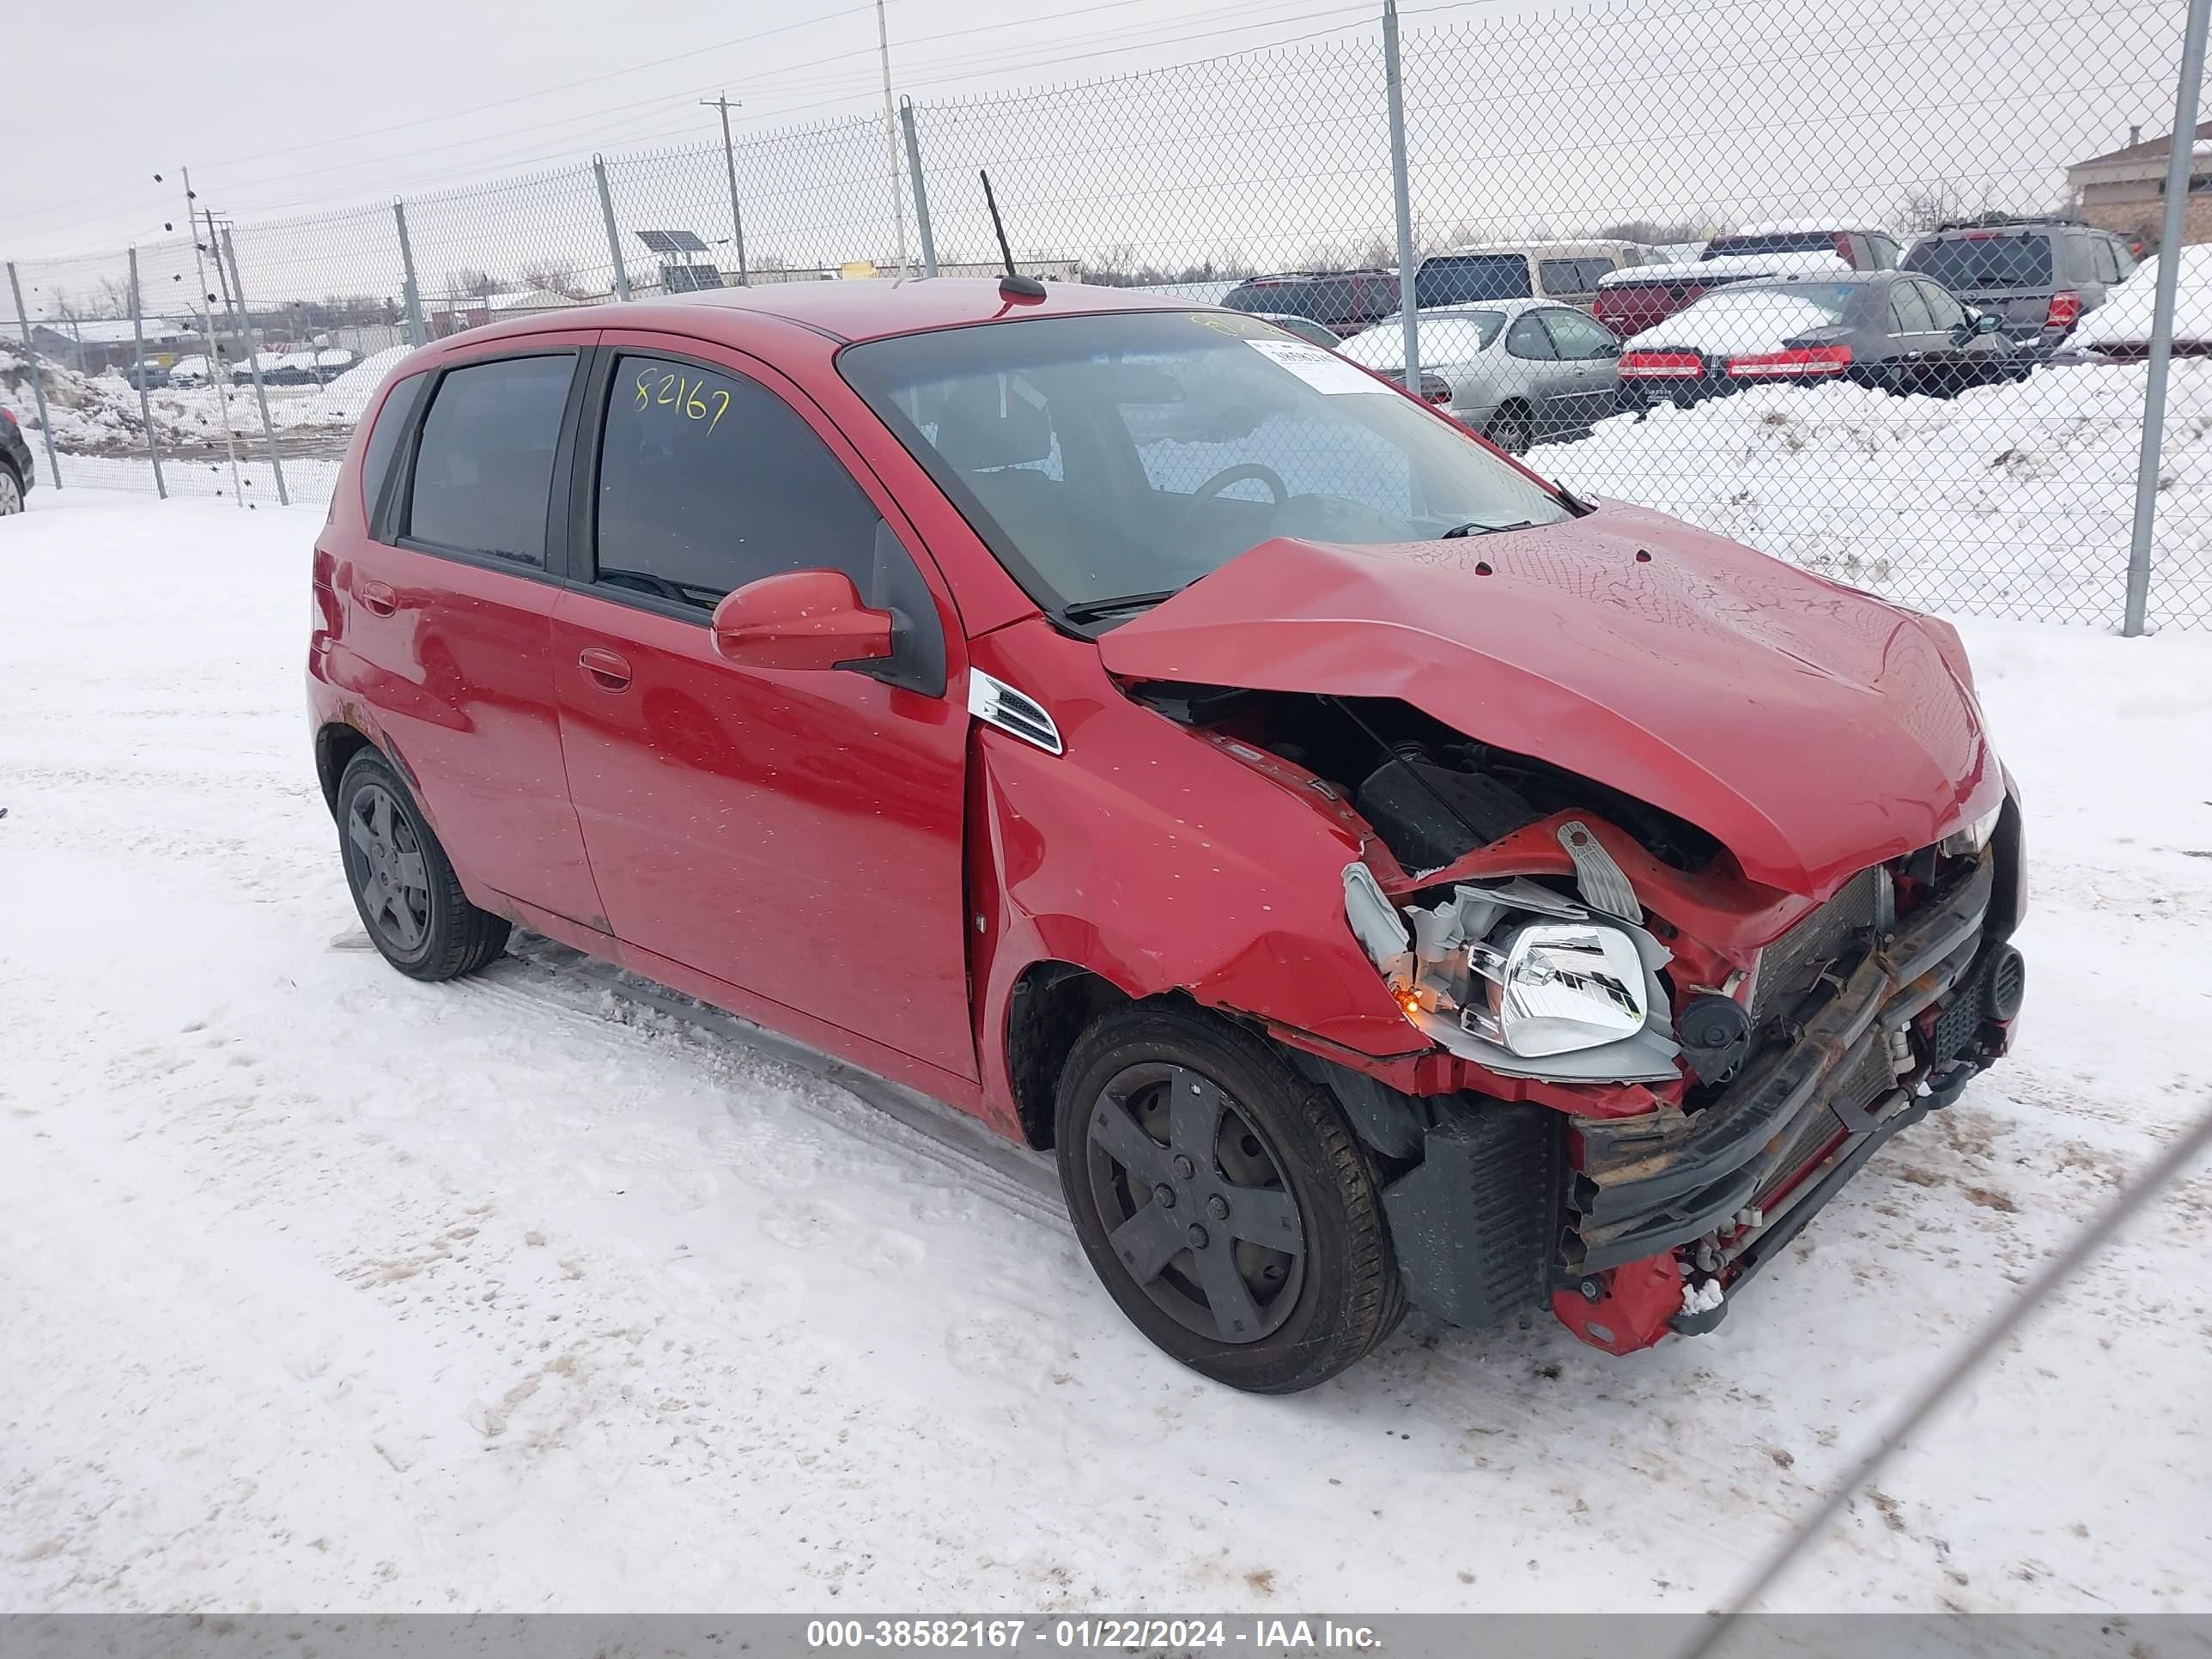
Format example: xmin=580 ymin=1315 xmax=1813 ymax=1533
xmin=963 ymin=619 xmax=1420 ymax=1136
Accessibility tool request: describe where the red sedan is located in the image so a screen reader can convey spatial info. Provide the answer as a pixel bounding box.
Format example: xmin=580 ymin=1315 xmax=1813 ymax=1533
xmin=307 ymin=277 xmax=2025 ymax=1392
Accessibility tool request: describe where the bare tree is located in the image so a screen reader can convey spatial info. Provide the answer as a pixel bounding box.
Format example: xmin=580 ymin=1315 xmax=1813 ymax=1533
xmin=518 ymin=257 xmax=585 ymax=298
xmin=1897 ymin=180 xmax=1996 ymax=233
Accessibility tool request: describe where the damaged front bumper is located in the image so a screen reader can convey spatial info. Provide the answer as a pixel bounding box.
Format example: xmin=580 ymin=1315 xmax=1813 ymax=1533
xmin=1563 ymin=851 xmax=2010 ymax=1338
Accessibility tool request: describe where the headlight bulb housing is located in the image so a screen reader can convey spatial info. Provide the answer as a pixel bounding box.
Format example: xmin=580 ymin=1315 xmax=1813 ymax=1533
xmin=1463 ymin=921 xmax=1651 ymax=1057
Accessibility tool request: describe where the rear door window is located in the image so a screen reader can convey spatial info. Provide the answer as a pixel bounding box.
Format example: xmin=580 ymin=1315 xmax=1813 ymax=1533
xmin=1887 ymin=283 xmax=1934 ymax=334
xmin=593 ymin=354 xmax=879 ymax=613
xmin=360 ymin=370 xmax=429 ymax=532
xmin=2091 ymin=238 xmax=2123 ymax=283
xmin=1505 ymin=313 xmax=1559 ymax=359
xmin=1417 ymin=254 xmax=1534 ymax=306
xmin=406 ymin=355 xmax=576 ymax=566
xmin=1540 ymin=258 xmax=1607 ymax=295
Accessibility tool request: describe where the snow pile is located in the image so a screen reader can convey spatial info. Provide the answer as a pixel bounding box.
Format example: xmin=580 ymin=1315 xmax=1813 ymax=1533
xmin=1628 ymin=289 xmax=1843 ymax=353
xmin=2075 ymin=246 xmax=2212 ymax=354
xmin=312 ymin=344 xmax=410 ymax=422
xmin=1532 ymin=358 xmax=2212 ymax=624
xmin=1 ymin=346 xmax=154 ymax=451
xmin=1 ymin=342 xmax=405 ymax=459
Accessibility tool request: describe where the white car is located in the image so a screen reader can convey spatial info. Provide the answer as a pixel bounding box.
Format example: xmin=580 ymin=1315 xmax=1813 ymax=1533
xmin=1340 ymin=298 xmax=1626 ymax=453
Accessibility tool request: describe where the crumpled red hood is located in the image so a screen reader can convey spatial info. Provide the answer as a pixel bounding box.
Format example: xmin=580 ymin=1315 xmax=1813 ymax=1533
xmin=1097 ymin=502 xmax=2004 ymax=897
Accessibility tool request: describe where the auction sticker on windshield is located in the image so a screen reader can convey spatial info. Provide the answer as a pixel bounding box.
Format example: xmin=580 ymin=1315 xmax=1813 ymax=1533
xmin=1245 ymin=337 xmax=1394 ymax=394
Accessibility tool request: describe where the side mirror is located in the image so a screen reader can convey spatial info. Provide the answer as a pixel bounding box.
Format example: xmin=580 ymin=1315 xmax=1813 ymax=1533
xmin=1975 ymin=310 xmax=2002 ymax=335
xmin=710 ymin=569 xmax=893 ymax=672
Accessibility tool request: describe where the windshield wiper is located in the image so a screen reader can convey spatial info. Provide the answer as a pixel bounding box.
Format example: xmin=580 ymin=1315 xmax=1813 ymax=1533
xmin=1439 ymin=518 xmax=1536 ymax=539
xmin=1057 ymin=586 xmax=1188 ymax=624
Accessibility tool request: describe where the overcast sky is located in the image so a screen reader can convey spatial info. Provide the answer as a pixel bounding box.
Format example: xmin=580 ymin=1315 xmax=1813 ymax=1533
xmin=6 ymin=0 xmax=1404 ymax=258
xmin=7 ymin=0 xmax=2195 ymax=310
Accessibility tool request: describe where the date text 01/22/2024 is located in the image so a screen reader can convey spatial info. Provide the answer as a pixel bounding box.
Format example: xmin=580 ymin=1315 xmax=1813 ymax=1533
xmin=805 ymin=1619 xmax=1384 ymax=1650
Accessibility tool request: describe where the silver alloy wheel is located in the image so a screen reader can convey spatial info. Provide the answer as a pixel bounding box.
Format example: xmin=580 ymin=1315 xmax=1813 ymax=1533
xmin=0 ymin=470 xmax=21 ymax=515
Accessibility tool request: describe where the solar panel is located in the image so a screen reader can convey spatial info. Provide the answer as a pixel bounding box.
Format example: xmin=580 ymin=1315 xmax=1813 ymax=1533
xmin=659 ymin=264 xmax=726 ymax=293
xmin=635 ymin=229 xmax=709 ymax=254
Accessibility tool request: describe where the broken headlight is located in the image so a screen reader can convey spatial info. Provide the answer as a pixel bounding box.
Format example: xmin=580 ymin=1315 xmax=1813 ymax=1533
xmin=1463 ymin=921 xmax=1650 ymax=1057
xmin=1940 ymin=802 xmax=2002 ymax=860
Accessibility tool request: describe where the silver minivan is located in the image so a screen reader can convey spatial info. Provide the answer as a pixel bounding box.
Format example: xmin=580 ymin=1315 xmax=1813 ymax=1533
xmin=1340 ymin=298 xmax=1626 ymax=453
xmin=1411 ymin=240 xmax=1646 ymax=312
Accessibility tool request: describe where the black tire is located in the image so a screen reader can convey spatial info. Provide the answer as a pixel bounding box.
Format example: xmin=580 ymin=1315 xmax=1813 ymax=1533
xmin=1054 ymin=1002 xmax=1407 ymax=1394
xmin=1486 ymin=406 xmax=1534 ymax=456
xmin=0 ymin=460 xmax=23 ymax=517
xmin=337 ymin=747 xmax=509 ymax=981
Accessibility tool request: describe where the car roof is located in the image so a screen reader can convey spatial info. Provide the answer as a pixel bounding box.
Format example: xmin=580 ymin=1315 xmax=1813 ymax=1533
xmin=1422 ymin=240 xmax=1642 ymax=260
xmin=441 ymin=276 xmax=1204 ymax=349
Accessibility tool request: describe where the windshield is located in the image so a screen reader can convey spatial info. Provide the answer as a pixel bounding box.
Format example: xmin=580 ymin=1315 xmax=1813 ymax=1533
xmin=1902 ymin=233 xmax=2054 ymax=289
xmin=840 ymin=310 xmax=1569 ymax=622
xmin=1340 ymin=311 xmax=1505 ymax=368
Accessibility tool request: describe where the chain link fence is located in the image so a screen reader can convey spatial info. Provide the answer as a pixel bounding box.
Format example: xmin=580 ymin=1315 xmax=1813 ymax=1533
xmin=6 ymin=0 xmax=2209 ymax=627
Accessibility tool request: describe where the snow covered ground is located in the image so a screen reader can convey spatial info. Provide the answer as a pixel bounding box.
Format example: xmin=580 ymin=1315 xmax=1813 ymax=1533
xmin=1 ymin=490 xmax=2208 ymax=1617
xmin=1532 ymin=359 xmax=2212 ymax=629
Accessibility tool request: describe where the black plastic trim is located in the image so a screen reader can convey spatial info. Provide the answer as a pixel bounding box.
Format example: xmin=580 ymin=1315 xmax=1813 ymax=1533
xmin=1565 ymin=854 xmax=1996 ymax=1273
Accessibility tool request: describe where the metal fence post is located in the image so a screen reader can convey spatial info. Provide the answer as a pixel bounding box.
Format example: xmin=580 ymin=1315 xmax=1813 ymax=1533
xmin=1382 ymin=0 xmax=1420 ymax=396
xmin=6 ymin=261 xmax=63 ymax=489
xmin=222 ymin=228 xmax=289 ymax=507
xmin=127 ymin=246 xmax=167 ymax=499
xmin=393 ymin=198 xmax=428 ymax=349
xmin=593 ymin=157 xmax=631 ymax=301
xmin=902 ymin=99 xmax=939 ymax=279
xmin=2122 ymin=0 xmax=2212 ymax=636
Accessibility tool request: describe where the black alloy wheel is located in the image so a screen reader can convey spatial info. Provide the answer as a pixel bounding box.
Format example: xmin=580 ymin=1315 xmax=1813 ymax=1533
xmin=1054 ymin=1003 xmax=1406 ymax=1393
xmin=335 ymin=747 xmax=510 ymax=981
xmin=1083 ymin=1058 xmax=1307 ymax=1345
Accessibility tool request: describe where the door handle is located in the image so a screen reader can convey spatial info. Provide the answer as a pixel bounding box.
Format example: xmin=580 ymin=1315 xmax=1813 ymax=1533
xmin=359 ymin=580 xmax=398 ymax=617
xmin=578 ymin=646 xmax=633 ymax=691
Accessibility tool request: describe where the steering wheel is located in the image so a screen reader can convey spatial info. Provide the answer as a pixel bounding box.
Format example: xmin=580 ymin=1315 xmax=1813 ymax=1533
xmin=1166 ymin=463 xmax=1290 ymax=543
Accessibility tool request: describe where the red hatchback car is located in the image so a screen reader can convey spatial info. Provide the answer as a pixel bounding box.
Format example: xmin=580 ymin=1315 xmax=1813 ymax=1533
xmin=309 ymin=278 xmax=2025 ymax=1392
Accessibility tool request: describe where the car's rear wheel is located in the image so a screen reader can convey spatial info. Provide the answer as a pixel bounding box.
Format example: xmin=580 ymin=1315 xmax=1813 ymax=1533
xmin=337 ymin=748 xmax=509 ymax=981
xmin=1486 ymin=406 xmax=1534 ymax=455
xmin=1054 ymin=1002 xmax=1406 ymax=1394
xmin=0 ymin=464 xmax=22 ymax=516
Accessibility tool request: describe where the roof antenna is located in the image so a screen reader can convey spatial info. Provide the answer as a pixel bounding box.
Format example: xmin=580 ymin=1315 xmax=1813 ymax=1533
xmin=980 ymin=170 xmax=1048 ymax=299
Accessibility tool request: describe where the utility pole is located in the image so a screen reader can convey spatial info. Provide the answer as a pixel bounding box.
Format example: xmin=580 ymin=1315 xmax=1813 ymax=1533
xmin=876 ymin=0 xmax=911 ymax=276
xmin=181 ymin=167 xmax=245 ymax=506
xmin=701 ymin=94 xmax=750 ymax=286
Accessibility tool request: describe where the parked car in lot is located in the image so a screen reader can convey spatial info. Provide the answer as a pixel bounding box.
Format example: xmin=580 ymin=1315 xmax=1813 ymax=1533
xmin=1219 ymin=268 xmax=1400 ymax=337
xmin=1250 ymin=312 xmax=1346 ymax=349
xmin=1411 ymin=240 xmax=1646 ymax=311
xmin=167 ymin=355 xmax=217 ymax=387
xmin=0 ymin=404 xmax=33 ymax=514
xmin=1619 ymin=272 xmax=2022 ymax=404
xmin=1901 ymin=216 xmax=2136 ymax=353
xmin=118 ymin=362 xmax=171 ymax=391
xmin=311 ymin=278 xmax=2025 ymax=1392
xmin=1595 ymin=247 xmax=1856 ymax=337
xmin=1340 ymin=299 xmax=1625 ymax=453
xmin=1703 ymin=220 xmax=1905 ymax=270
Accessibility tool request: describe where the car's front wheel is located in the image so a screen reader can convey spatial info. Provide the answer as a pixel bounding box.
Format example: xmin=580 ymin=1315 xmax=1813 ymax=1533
xmin=337 ymin=747 xmax=510 ymax=981
xmin=0 ymin=464 xmax=23 ymax=516
xmin=1054 ymin=1002 xmax=1406 ymax=1393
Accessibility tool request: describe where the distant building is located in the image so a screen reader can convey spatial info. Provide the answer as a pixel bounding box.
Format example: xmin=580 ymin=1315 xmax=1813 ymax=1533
xmin=30 ymin=316 xmax=191 ymax=373
xmin=2068 ymin=121 xmax=2212 ymax=246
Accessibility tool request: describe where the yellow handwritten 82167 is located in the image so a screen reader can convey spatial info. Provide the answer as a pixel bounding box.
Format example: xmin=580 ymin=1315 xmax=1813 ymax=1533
xmin=635 ymin=365 xmax=732 ymax=434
